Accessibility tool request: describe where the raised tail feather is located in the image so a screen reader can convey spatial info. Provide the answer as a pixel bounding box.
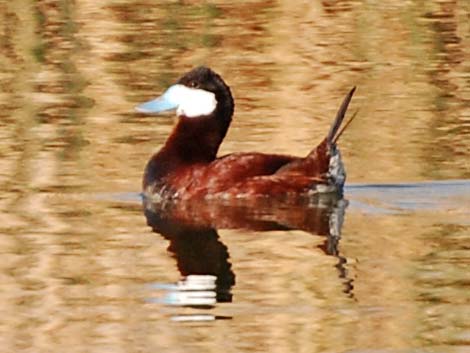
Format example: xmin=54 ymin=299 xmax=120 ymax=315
xmin=326 ymin=86 xmax=357 ymax=146
xmin=277 ymin=87 xmax=357 ymax=186
xmin=317 ymin=86 xmax=357 ymax=195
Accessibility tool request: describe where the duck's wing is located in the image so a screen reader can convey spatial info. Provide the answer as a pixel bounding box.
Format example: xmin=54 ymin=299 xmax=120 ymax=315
xmin=164 ymin=152 xmax=297 ymax=199
xmin=215 ymin=173 xmax=326 ymax=198
xmin=205 ymin=152 xmax=297 ymax=182
xmin=198 ymin=153 xmax=333 ymax=198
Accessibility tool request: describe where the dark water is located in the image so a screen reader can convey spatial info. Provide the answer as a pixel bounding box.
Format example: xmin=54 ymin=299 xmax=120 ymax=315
xmin=0 ymin=1 xmax=469 ymax=352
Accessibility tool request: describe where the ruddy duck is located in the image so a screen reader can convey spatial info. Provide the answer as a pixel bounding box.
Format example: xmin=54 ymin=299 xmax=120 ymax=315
xmin=137 ymin=66 xmax=356 ymax=201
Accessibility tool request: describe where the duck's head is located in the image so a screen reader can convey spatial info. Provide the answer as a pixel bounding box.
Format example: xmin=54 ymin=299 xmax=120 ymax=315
xmin=136 ymin=66 xmax=234 ymax=124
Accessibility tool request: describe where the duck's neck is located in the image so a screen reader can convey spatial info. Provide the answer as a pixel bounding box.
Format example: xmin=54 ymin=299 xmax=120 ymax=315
xmin=166 ymin=115 xmax=229 ymax=161
xmin=144 ymin=115 xmax=230 ymax=188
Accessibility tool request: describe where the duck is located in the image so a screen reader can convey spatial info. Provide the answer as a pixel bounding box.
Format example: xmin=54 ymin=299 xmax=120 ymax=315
xmin=136 ymin=66 xmax=356 ymax=202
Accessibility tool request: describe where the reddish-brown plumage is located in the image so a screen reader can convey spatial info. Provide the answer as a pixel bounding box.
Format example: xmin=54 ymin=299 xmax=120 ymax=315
xmin=139 ymin=67 xmax=356 ymax=202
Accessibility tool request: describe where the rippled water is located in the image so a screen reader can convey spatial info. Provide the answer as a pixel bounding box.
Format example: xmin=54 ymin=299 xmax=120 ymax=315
xmin=0 ymin=1 xmax=469 ymax=352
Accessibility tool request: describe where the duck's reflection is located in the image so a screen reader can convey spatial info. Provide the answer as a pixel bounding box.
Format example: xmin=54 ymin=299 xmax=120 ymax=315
xmin=144 ymin=206 xmax=235 ymax=307
xmin=143 ymin=196 xmax=351 ymax=315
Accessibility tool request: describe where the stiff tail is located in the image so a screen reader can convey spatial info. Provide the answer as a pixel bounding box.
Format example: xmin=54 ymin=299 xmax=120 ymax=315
xmin=321 ymin=86 xmax=356 ymax=195
xmin=326 ymin=86 xmax=357 ymax=145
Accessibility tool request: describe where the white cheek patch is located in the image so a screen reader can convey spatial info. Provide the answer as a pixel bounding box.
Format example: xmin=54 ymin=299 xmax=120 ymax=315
xmin=167 ymin=84 xmax=217 ymax=118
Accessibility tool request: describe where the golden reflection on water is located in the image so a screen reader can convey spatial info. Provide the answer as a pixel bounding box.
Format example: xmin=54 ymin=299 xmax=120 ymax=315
xmin=0 ymin=1 xmax=469 ymax=352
